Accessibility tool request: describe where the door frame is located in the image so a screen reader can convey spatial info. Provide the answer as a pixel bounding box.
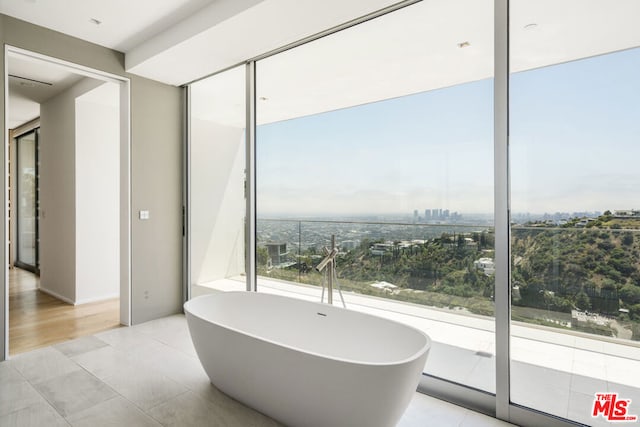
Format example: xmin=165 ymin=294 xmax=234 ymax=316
xmin=3 ymin=45 xmax=132 ymax=360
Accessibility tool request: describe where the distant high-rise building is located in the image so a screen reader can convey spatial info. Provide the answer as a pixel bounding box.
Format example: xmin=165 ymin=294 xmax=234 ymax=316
xmin=424 ymin=209 xmax=431 ymax=220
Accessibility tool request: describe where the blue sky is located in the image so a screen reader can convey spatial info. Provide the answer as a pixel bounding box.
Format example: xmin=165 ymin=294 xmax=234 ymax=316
xmin=257 ymin=47 xmax=640 ymax=218
xmin=510 ymin=47 xmax=640 ymax=215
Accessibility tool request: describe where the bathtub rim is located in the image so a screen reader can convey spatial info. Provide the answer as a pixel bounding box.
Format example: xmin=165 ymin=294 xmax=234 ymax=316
xmin=184 ymin=291 xmax=431 ymax=367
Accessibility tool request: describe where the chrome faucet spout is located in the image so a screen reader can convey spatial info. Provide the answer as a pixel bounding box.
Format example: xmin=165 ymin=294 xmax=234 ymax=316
xmin=316 ymin=235 xmax=346 ymax=308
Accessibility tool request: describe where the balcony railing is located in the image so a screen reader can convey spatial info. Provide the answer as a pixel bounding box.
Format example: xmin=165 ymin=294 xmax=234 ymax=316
xmin=257 ymin=218 xmax=640 ymax=347
xmin=258 ymin=218 xmax=496 ymax=316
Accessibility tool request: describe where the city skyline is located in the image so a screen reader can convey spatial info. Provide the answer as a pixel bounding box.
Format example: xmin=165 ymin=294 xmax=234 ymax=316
xmin=256 ymin=209 xmax=608 ymax=223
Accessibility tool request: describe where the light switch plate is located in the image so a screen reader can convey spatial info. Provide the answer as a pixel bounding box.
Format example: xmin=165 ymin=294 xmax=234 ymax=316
xmin=139 ymin=210 xmax=150 ymax=220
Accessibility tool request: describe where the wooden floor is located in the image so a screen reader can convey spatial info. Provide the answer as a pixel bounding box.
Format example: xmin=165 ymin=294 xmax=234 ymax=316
xmin=9 ymin=268 xmax=120 ymax=355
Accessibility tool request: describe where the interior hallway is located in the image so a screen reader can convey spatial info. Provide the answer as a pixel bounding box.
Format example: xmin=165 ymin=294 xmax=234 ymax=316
xmin=9 ymin=268 xmax=120 ymax=356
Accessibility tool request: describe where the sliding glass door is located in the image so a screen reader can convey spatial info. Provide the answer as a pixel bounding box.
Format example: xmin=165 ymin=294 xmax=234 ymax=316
xmin=254 ymin=0 xmax=496 ymax=391
xmin=15 ymin=129 xmax=39 ymax=273
xmin=510 ymin=1 xmax=640 ymax=425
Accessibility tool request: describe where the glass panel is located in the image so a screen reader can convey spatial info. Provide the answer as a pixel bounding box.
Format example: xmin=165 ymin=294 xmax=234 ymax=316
xmin=189 ymin=66 xmax=246 ymax=296
xmin=510 ymin=1 xmax=640 ymax=424
xmin=256 ymin=0 xmax=495 ymax=391
xmin=17 ymin=131 xmax=37 ymax=269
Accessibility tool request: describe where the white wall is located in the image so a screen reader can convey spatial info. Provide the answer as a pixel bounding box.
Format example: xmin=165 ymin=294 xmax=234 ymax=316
xmin=40 ymin=83 xmax=80 ymax=302
xmin=75 ymin=82 xmax=120 ymax=303
xmin=40 ymin=78 xmax=119 ymax=304
xmin=191 ymin=118 xmax=245 ymax=285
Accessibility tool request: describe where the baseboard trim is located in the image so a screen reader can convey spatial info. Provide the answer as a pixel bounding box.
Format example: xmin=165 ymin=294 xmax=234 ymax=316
xmin=75 ymin=293 xmax=120 ymax=305
xmin=38 ymin=287 xmax=75 ymax=305
xmin=39 ymin=288 xmax=119 ymax=306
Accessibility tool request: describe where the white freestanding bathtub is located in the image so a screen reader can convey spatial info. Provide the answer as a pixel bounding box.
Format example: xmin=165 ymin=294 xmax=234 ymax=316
xmin=184 ymin=291 xmax=430 ymax=427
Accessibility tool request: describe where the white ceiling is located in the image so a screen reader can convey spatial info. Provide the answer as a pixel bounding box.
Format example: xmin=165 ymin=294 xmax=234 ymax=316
xmin=125 ymin=0 xmax=413 ymax=85
xmin=192 ymin=0 xmax=640 ymax=126
xmin=0 ymin=0 xmax=407 ymax=86
xmin=7 ymin=52 xmax=85 ymax=128
xmin=0 ymin=0 xmax=214 ymax=52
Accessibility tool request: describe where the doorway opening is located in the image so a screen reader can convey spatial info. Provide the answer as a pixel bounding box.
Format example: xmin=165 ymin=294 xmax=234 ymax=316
xmin=13 ymin=127 xmax=39 ymax=274
xmin=5 ymin=46 xmax=131 ymax=357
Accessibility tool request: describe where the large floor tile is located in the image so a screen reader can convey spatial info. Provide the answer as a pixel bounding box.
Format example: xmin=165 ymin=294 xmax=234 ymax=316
xmin=71 ymin=345 xmax=132 ymax=380
xmin=34 ymin=369 xmax=116 ymax=417
xmin=132 ymin=342 xmax=208 ymax=390
xmin=66 ymin=396 xmax=162 ymax=427
xmin=425 ymin=343 xmax=480 ymax=386
xmin=94 ymin=327 xmax=164 ymax=352
xmin=605 ymin=355 xmax=640 ymax=387
xmin=195 ymin=385 xmax=281 ymax=427
xmin=147 ymin=391 xmax=281 ymax=427
xmin=54 ymin=336 xmax=109 ymax=358
xmin=189 ymin=375 xmax=235 ymax=406
xmin=467 ymin=353 xmax=496 ymax=393
xmin=102 ymin=363 xmax=187 ymax=411
xmin=133 ymin=314 xmax=197 ymax=356
xmin=397 ymin=393 xmax=468 ymax=427
xmin=569 ymin=372 xmax=607 ymax=395
xmin=0 ymin=363 xmax=25 ymax=385
xmin=460 ymin=410 xmax=517 ymax=427
xmin=511 ymin=362 xmax=572 ymax=419
xmin=606 ymin=382 xmax=640 ymax=417
xmin=0 ymin=381 xmax=46 ymax=417
xmin=0 ymin=401 xmax=70 ymax=427
xmin=8 ymin=347 xmax=82 ymax=384
xmin=567 ymin=391 xmax=611 ymax=427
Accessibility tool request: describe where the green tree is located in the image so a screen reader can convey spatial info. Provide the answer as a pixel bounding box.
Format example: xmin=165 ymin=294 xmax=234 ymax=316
xmin=622 ymin=232 xmax=635 ymax=246
xmin=257 ymin=247 xmax=269 ymax=266
xmin=630 ymin=304 xmax=640 ymax=321
xmin=575 ymin=290 xmax=591 ymax=310
xmin=620 ymin=284 xmax=640 ymax=305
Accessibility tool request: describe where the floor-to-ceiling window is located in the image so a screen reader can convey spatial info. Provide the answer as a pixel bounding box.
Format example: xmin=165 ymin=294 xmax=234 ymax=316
xmin=254 ymin=0 xmax=496 ymax=393
xmin=15 ymin=129 xmax=39 ymax=273
xmin=188 ymin=66 xmax=247 ymax=297
xmin=509 ymin=1 xmax=640 ymax=425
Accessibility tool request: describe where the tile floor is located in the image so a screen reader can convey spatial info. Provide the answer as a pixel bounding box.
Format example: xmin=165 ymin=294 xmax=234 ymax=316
xmin=0 ymin=314 xmax=515 ymax=427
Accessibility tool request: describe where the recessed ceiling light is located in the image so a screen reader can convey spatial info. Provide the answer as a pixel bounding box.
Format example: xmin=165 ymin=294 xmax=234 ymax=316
xmin=457 ymin=41 xmax=470 ymax=48
xmin=524 ymin=23 xmax=538 ymax=30
xmin=89 ymin=18 xmax=102 ymax=25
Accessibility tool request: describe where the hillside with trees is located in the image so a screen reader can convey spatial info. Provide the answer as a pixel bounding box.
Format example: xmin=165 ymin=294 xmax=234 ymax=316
xmin=258 ymin=212 xmax=640 ymax=340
